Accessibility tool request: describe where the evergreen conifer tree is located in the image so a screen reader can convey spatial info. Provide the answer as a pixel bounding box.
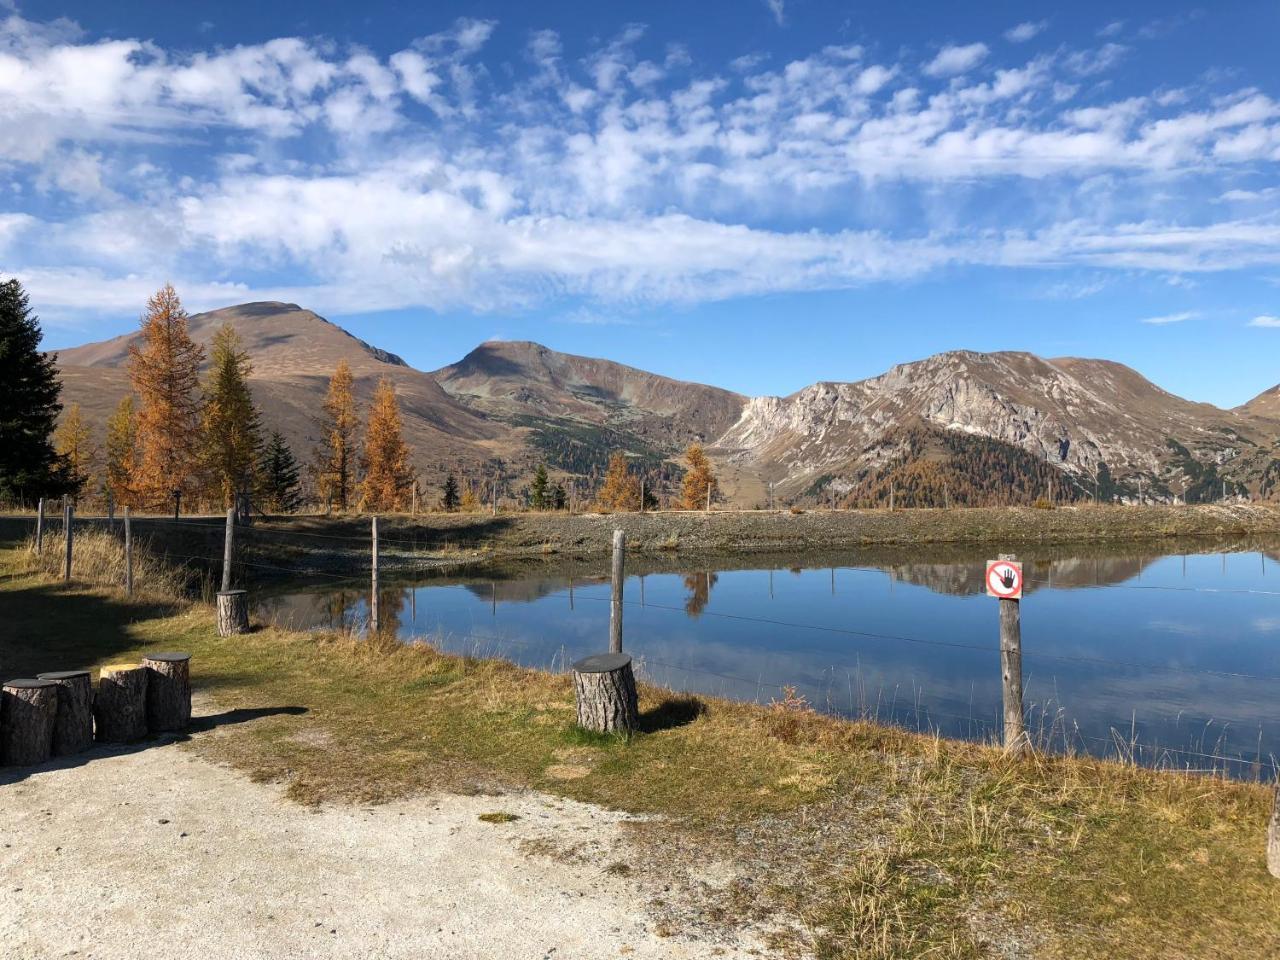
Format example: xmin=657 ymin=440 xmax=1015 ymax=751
xmin=0 ymin=278 xmax=73 ymax=502
xmin=260 ymin=431 xmax=303 ymax=513
xmin=530 ymin=463 xmax=549 ymax=510
xmin=442 ymin=474 xmax=460 ymax=511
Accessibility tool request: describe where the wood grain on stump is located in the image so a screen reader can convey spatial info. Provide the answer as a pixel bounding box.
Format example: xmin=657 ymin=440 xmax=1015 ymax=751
xmin=572 ymin=653 xmax=639 ymax=735
xmin=35 ymin=670 xmax=94 ymax=756
xmin=1268 ymin=785 xmax=1280 ymax=879
xmin=216 ymin=589 xmax=249 ymax=636
xmin=1 ymin=679 xmax=58 ymax=766
xmin=94 ymin=664 xmax=147 ymax=743
xmin=142 ymin=652 xmax=191 ymax=733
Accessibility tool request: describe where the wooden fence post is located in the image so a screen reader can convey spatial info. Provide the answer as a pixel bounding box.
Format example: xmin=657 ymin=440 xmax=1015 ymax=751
xmin=221 ymin=507 xmax=235 ymax=592
xmin=35 ymin=497 xmax=44 ymax=555
xmin=609 ymin=529 xmax=625 ymax=653
xmin=705 ymin=483 xmax=711 ymax=513
xmin=370 ymin=515 xmax=380 ymax=635
xmin=998 ymin=553 xmax=1028 ymax=755
xmin=62 ymin=501 xmax=73 ymax=581
xmin=124 ymin=506 xmax=133 ymax=597
xmin=1267 ymin=785 xmax=1280 ymax=879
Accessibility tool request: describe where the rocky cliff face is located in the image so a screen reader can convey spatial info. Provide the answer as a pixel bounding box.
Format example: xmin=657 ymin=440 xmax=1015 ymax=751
xmin=714 ymin=351 xmax=1278 ymax=501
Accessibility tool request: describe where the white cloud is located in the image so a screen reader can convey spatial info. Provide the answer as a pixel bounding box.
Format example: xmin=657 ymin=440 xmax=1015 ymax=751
xmin=1139 ymin=311 xmax=1195 ymax=325
xmin=764 ymin=0 xmax=785 ymax=26
xmin=923 ymin=43 xmax=988 ymax=77
xmin=1005 ymin=21 xmax=1047 ymax=44
xmin=1249 ymin=315 xmax=1280 ymax=327
xmin=3 ymin=13 xmax=1280 ymax=319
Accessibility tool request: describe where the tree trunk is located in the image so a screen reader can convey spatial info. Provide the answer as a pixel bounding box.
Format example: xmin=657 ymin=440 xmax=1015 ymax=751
xmin=1268 ymin=785 xmax=1280 ymax=879
xmin=142 ymin=652 xmax=191 ymax=733
xmin=216 ymin=589 xmax=249 ymax=636
xmin=572 ymin=653 xmax=639 ymax=735
xmin=94 ymin=664 xmax=148 ymax=743
xmin=1 ymin=679 xmax=58 ymax=765
xmin=35 ymin=670 xmax=94 ymax=756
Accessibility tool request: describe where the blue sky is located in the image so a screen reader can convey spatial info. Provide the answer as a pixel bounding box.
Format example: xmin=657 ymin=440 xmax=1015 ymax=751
xmin=3 ymin=1 xmax=1279 ymax=406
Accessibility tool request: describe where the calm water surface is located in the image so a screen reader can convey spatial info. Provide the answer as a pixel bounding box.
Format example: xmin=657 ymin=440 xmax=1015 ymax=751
xmin=255 ymin=542 xmax=1280 ymax=776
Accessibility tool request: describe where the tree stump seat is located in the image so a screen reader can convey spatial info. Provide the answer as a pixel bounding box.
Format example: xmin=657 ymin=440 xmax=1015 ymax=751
xmin=95 ymin=664 xmax=147 ymax=743
xmin=35 ymin=670 xmax=94 ymax=756
xmin=572 ymin=653 xmax=639 ymax=735
xmin=142 ymin=652 xmax=191 ymax=733
xmin=1 ymin=679 xmax=59 ymax=766
xmin=216 ymin=589 xmax=249 ymax=636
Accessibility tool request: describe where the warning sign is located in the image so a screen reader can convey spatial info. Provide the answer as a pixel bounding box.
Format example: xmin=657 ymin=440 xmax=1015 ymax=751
xmin=985 ymin=559 xmax=1023 ymax=600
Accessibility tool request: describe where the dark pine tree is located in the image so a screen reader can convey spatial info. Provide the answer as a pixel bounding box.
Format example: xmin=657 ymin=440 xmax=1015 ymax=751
xmin=442 ymin=473 xmax=460 ymax=511
xmin=530 ymin=463 xmax=549 ymax=510
xmin=259 ymin=430 xmax=302 ymax=513
xmin=550 ymin=482 xmax=567 ymax=511
xmin=0 ymin=279 xmax=74 ymax=503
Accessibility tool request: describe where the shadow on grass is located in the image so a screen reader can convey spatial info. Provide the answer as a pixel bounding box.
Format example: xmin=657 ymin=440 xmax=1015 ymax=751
xmin=0 ymin=577 xmax=180 ymax=679
xmin=0 ymin=704 xmax=309 ymax=786
xmin=639 ymin=695 xmax=706 ymax=733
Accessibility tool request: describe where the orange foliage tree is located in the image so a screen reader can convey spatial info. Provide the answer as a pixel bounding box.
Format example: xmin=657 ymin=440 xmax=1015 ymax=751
xmin=128 ymin=284 xmax=205 ymax=511
xmin=680 ymin=443 xmax=717 ymax=509
xmin=314 ymin=360 xmax=359 ymax=511
xmin=360 ymin=378 xmax=415 ymax=511
xmin=53 ymin=402 xmax=96 ymax=501
xmin=597 ymin=451 xmax=641 ymax=511
xmin=104 ymin=394 xmax=137 ymax=507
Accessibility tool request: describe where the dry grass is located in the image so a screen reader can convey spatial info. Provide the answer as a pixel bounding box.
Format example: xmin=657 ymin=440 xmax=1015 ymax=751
xmin=24 ymin=527 xmax=205 ymax=601
xmin=4 ymin=546 xmax=1280 ymax=959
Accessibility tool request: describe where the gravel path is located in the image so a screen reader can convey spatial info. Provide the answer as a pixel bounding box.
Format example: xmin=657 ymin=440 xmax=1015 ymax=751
xmin=0 ymin=716 xmax=767 ymax=960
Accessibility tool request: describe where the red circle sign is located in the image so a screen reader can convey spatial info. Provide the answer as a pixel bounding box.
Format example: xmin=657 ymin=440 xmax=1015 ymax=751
xmin=985 ymin=560 xmax=1023 ymax=599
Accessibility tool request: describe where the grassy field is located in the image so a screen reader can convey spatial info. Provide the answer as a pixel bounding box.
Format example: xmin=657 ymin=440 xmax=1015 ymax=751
xmin=3 ymin=532 xmax=1279 ymax=958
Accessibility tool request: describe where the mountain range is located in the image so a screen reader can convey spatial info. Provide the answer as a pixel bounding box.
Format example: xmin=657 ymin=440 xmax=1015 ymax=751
xmin=52 ymin=302 xmax=1280 ymax=506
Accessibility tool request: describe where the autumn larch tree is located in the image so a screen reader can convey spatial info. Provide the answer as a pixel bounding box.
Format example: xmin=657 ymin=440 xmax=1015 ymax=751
xmin=128 ymin=284 xmax=205 ymax=514
xmin=360 ymin=377 xmax=415 ymax=512
xmin=314 ymin=360 xmax=359 ymax=511
xmin=442 ymin=474 xmax=460 ymax=511
xmin=54 ymin=403 xmax=95 ymax=501
xmin=598 ymin=452 xmax=641 ymax=511
xmin=104 ymin=394 xmax=138 ymax=507
xmin=0 ymin=278 xmax=73 ymax=503
xmin=202 ymin=324 xmax=262 ymax=510
xmin=530 ymin=463 xmax=549 ymax=510
xmin=680 ymin=443 xmax=718 ymax=510
xmin=460 ymin=479 xmax=479 ymax=512
xmin=260 ymin=430 xmax=302 ymax=513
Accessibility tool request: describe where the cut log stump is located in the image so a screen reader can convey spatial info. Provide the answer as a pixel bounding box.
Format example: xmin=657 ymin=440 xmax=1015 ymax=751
xmin=142 ymin=652 xmax=191 ymax=733
xmin=1 ymin=679 xmax=58 ymax=766
xmin=36 ymin=670 xmax=94 ymax=756
xmin=94 ymin=664 xmax=147 ymax=743
xmin=1268 ymin=785 xmax=1280 ymax=879
xmin=572 ymin=653 xmax=639 ymax=735
xmin=217 ymin=589 xmax=249 ymax=636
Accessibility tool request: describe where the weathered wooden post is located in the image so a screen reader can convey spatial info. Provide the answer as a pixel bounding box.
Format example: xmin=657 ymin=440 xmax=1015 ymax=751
xmin=370 ymin=515 xmax=380 ymax=634
xmin=173 ymin=488 xmax=181 ymax=520
xmin=572 ymin=653 xmax=639 ymax=734
xmin=1267 ymin=785 xmax=1280 ymax=879
xmin=142 ymin=652 xmax=191 ymax=733
xmin=35 ymin=497 xmax=44 ymax=555
xmin=216 ymin=590 xmax=249 ymax=635
xmin=62 ymin=501 xmax=73 ymax=581
xmin=705 ymin=482 xmax=711 ymax=513
xmin=1 ymin=679 xmax=58 ymax=765
xmin=987 ymin=554 xmax=1028 ymax=756
xmin=94 ymin=664 xmax=148 ymax=742
xmin=124 ymin=506 xmax=133 ymax=597
xmin=221 ymin=506 xmax=235 ymax=593
xmin=609 ymin=528 xmax=625 ymax=654
xmin=35 ymin=670 xmax=94 ymax=756
xmin=492 ymin=483 xmax=498 ymax=516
